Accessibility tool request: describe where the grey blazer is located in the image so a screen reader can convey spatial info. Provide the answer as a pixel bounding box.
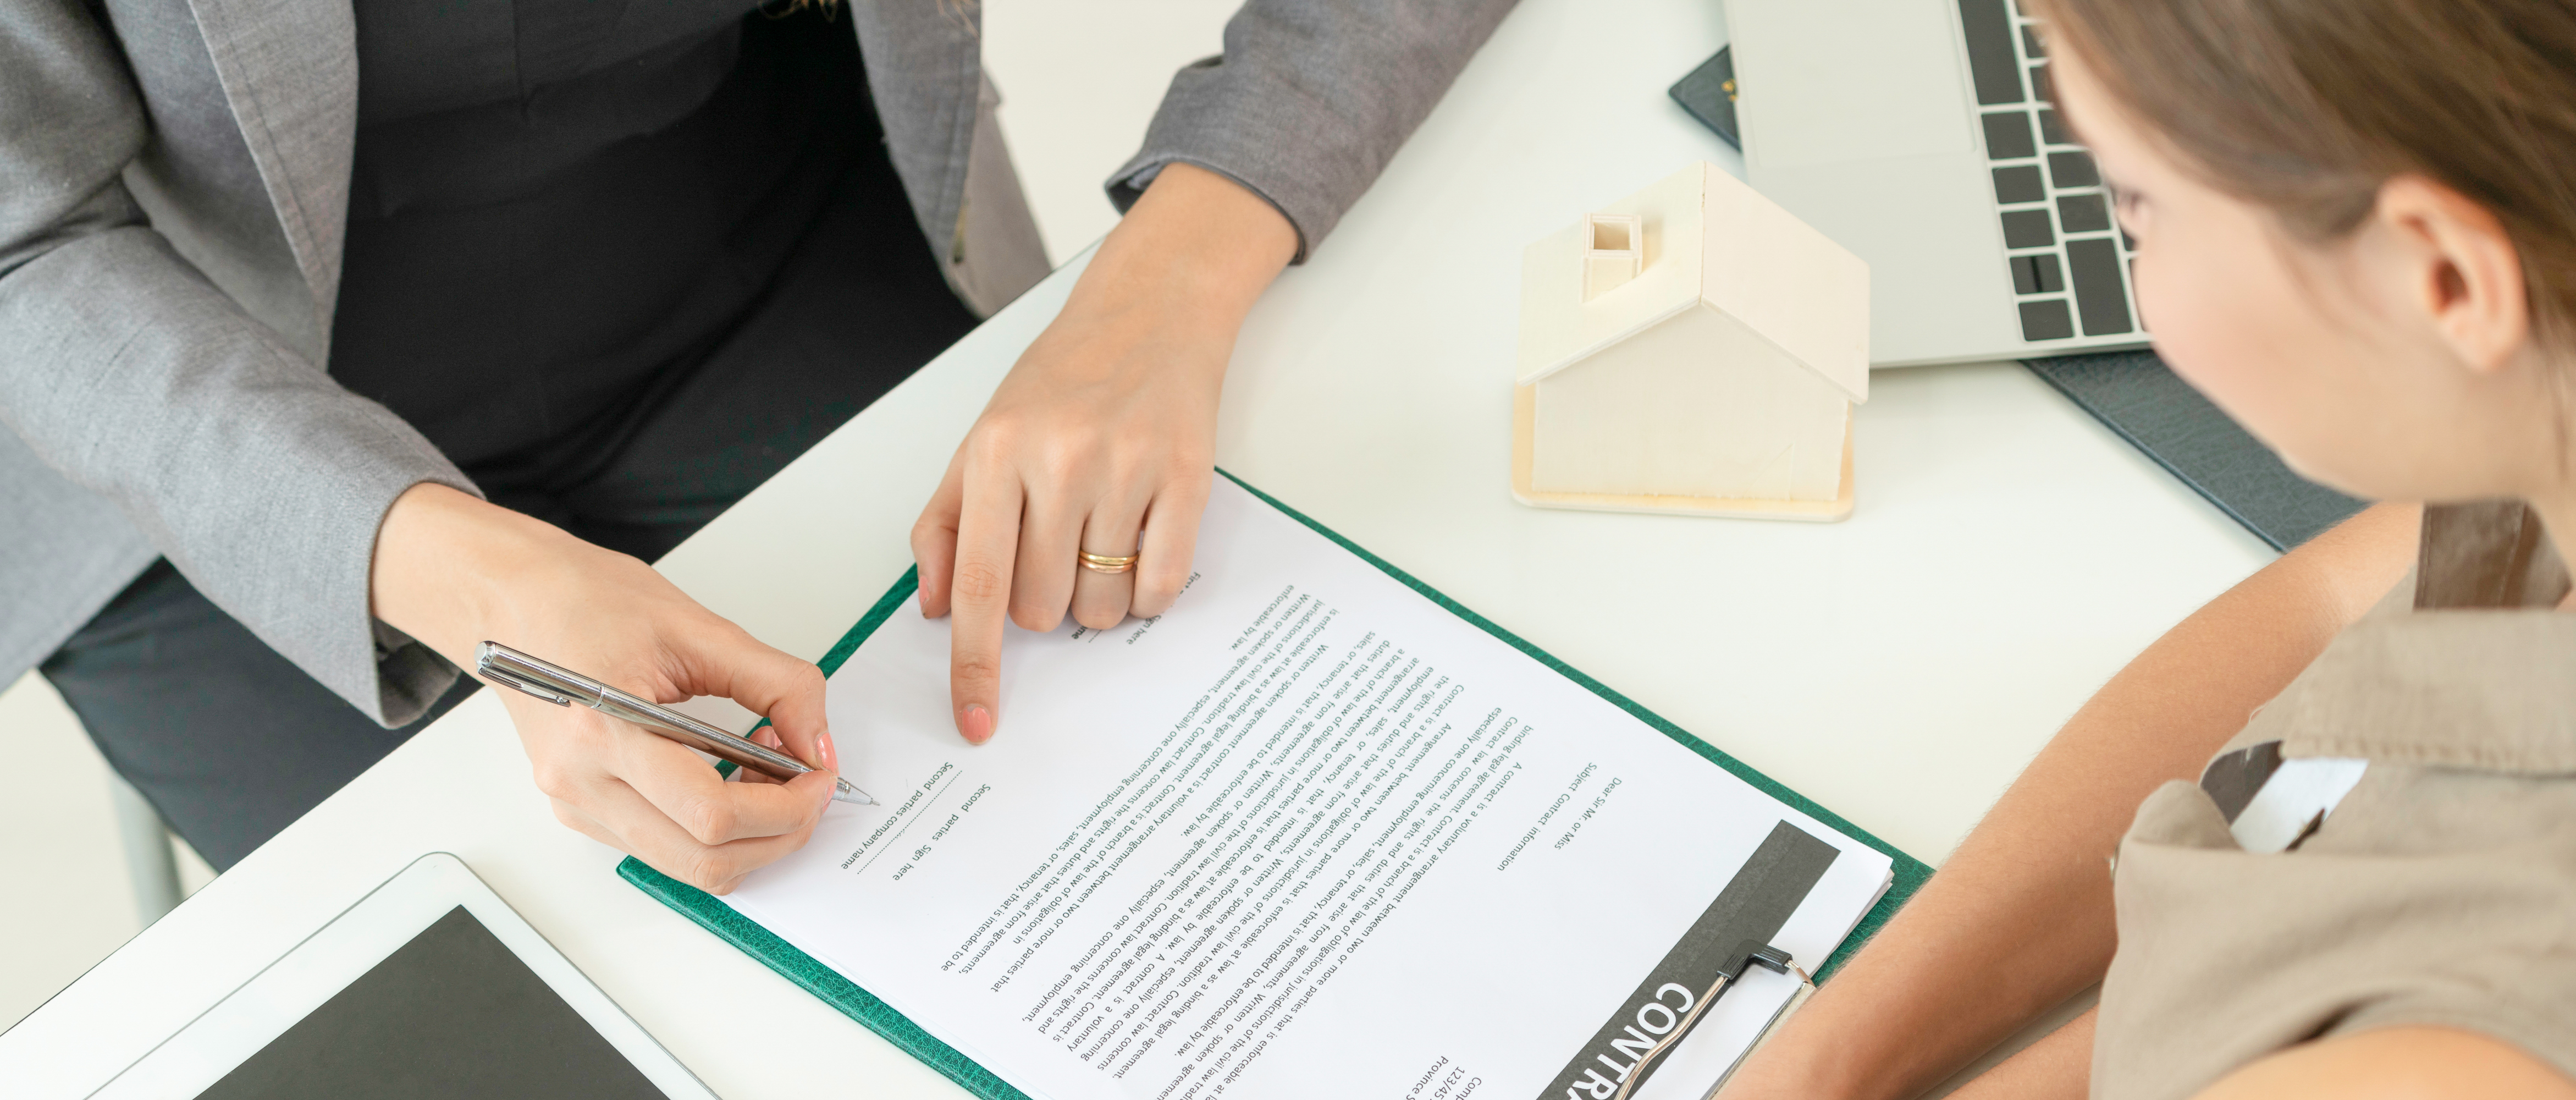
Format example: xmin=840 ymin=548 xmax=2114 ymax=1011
xmin=0 ymin=0 xmax=1516 ymax=724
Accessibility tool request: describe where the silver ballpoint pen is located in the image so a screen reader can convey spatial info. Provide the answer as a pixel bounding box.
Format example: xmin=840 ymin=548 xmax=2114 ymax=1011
xmin=476 ymin=641 xmax=875 ymax=806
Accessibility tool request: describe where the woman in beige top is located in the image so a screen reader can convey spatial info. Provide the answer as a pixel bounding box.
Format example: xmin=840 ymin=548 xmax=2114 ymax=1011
xmin=1721 ymin=1 xmax=2576 ymax=1098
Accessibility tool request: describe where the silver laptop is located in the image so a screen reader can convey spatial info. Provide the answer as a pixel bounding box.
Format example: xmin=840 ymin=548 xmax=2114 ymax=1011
xmin=1722 ymin=0 xmax=2149 ymax=366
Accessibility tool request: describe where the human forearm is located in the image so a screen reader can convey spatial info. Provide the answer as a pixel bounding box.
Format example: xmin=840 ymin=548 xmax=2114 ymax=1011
xmin=1727 ymin=503 xmax=2419 ymax=1100
xmin=912 ymin=163 xmax=1294 ymax=743
xmin=369 ymin=482 xmax=579 ymax=668
xmin=371 ymin=482 xmax=840 ymax=894
xmin=915 ymin=0 xmax=1527 ymax=739
xmin=1943 ymin=1009 xmax=2095 ymax=1100
xmin=1062 ymin=162 xmax=1296 ymax=358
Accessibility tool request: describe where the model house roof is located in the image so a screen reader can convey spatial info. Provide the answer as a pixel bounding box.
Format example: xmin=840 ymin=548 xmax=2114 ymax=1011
xmin=1514 ymin=162 xmax=1869 ymax=403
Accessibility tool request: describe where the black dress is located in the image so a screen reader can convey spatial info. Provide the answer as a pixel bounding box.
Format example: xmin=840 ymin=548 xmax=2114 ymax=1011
xmin=42 ymin=0 xmax=980 ymax=868
xmin=331 ymin=0 xmax=978 ymax=559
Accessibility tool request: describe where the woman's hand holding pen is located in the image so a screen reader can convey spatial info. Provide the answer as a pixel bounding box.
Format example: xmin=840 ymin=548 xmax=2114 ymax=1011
xmin=912 ymin=162 xmax=1298 ymax=745
xmin=371 ymin=482 xmax=837 ymax=894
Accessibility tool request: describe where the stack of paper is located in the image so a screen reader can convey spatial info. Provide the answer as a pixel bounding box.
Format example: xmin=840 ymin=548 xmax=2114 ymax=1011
xmin=719 ymin=478 xmax=1897 ymax=1100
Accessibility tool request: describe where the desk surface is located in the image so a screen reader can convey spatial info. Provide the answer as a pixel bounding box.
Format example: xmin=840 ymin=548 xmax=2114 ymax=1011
xmin=0 ymin=0 xmax=2275 ymax=1094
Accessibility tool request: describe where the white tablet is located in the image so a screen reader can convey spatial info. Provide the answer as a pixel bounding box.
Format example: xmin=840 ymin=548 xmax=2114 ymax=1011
xmin=90 ymin=852 xmax=716 ymax=1099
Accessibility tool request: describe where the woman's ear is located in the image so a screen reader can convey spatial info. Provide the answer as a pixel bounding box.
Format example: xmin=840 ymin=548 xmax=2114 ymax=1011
xmin=2374 ymin=175 xmax=2529 ymax=375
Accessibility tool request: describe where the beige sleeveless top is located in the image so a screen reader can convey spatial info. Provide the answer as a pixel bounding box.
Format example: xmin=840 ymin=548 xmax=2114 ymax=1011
xmin=2092 ymin=502 xmax=2576 ymax=1100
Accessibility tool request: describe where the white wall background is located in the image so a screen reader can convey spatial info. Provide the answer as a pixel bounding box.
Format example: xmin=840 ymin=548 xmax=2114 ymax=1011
xmin=0 ymin=0 xmax=1237 ymax=1032
xmin=983 ymin=0 xmax=1237 ymax=266
xmin=0 ymin=675 xmax=217 ymax=1031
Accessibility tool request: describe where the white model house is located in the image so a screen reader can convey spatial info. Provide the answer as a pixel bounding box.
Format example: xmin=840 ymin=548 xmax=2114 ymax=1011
xmin=1512 ymin=162 xmax=1870 ymax=520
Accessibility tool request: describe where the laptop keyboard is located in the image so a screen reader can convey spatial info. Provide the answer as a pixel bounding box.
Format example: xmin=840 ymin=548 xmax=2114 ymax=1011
xmin=1956 ymin=0 xmax=2141 ymax=343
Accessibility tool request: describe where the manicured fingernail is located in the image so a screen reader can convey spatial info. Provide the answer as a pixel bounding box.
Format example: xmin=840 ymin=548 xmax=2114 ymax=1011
xmin=817 ymin=730 xmax=839 ymax=770
xmin=960 ymin=705 xmax=994 ymax=745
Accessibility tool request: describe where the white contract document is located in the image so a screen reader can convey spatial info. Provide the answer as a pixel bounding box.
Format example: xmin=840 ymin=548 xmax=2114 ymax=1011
xmin=726 ymin=477 xmax=1896 ymax=1100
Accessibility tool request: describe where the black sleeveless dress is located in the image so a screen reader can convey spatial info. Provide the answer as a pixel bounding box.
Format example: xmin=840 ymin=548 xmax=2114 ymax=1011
xmin=330 ymin=0 xmax=978 ymax=558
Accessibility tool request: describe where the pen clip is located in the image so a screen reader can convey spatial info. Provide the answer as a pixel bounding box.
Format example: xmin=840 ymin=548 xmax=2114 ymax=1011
xmin=482 ymin=663 xmax=573 ymax=707
xmin=476 ymin=642 xmax=576 ymax=707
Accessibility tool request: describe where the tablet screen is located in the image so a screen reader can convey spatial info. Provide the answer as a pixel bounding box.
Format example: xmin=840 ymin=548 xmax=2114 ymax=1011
xmin=196 ymin=905 xmax=666 ymax=1099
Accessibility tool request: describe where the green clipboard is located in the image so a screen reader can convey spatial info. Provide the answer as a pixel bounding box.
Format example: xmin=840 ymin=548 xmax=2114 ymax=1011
xmin=619 ymin=470 xmax=1932 ymax=1100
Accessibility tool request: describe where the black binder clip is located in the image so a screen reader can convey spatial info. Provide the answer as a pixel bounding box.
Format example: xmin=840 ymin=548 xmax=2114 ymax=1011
xmin=1611 ymin=941 xmax=1799 ymax=1100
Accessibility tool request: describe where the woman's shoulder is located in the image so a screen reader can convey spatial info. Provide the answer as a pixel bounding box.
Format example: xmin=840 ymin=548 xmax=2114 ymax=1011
xmin=2196 ymin=1026 xmax=2576 ymax=1100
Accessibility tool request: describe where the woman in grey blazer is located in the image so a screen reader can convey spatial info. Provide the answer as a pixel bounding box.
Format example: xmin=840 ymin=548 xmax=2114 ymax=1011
xmin=0 ymin=0 xmax=1513 ymax=885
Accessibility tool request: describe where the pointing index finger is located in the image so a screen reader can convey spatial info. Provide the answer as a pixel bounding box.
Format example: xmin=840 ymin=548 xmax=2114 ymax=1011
xmin=948 ymin=454 xmax=1024 ymax=745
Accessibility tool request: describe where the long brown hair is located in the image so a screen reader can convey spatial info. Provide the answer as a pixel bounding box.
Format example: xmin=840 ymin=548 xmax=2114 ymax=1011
xmin=2031 ymin=0 xmax=2576 ymax=345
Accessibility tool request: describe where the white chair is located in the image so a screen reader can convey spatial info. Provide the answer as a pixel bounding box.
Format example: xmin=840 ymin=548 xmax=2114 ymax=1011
xmin=104 ymin=773 xmax=181 ymax=926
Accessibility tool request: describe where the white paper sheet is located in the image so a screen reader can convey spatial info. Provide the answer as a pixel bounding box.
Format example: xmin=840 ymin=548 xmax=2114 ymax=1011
xmin=726 ymin=478 xmax=1892 ymax=1100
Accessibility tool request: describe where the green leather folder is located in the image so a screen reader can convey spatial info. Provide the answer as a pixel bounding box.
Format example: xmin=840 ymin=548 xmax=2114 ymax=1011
xmin=619 ymin=471 xmax=1931 ymax=1100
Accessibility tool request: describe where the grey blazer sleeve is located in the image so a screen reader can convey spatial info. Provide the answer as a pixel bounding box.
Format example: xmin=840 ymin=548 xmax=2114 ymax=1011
xmin=1106 ymin=0 xmax=1519 ymax=262
xmin=0 ymin=0 xmax=476 ymax=724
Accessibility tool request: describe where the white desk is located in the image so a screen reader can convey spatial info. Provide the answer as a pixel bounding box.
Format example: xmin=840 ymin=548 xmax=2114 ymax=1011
xmin=0 ymin=0 xmax=2276 ymax=1094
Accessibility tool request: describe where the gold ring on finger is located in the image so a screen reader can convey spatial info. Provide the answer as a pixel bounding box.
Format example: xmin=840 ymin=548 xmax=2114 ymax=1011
xmin=1079 ymin=549 xmax=1139 ymax=574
